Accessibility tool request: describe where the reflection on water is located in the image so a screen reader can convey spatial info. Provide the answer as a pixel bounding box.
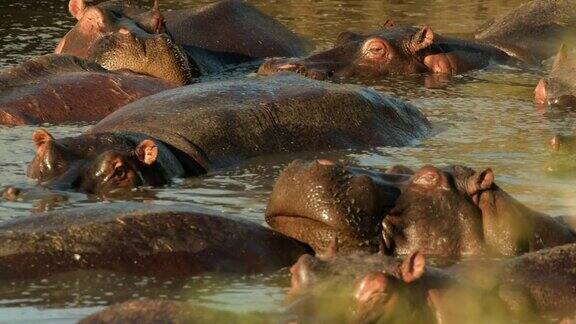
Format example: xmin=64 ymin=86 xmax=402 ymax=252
xmin=0 ymin=0 xmax=575 ymax=322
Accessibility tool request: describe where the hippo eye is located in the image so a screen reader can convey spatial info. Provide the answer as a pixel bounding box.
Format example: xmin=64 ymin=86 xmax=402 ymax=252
xmin=113 ymin=166 xmax=126 ymax=179
xmin=363 ymin=39 xmax=388 ymax=59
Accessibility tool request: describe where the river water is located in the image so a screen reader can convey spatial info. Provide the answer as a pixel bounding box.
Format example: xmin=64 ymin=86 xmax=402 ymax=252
xmin=0 ymin=0 xmax=575 ymax=323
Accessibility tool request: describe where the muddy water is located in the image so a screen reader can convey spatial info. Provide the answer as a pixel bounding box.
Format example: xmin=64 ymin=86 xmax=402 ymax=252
xmin=0 ymin=0 xmax=575 ymax=322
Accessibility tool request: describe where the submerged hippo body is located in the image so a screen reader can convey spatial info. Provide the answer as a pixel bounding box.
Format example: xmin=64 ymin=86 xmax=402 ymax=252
xmin=0 ymin=55 xmax=175 ymax=125
xmin=258 ymin=24 xmax=513 ymax=81
xmin=0 ymin=203 xmax=309 ymax=280
xmin=475 ymin=0 xmax=576 ymax=64
xmin=287 ymin=244 xmax=576 ymax=323
xmin=58 ymin=0 xmax=308 ymax=67
xmin=534 ymin=45 xmax=576 ymax=109
xmin=266 ymin=161 xmax=576 ymax=258
xmin=27 ymin=74 xmax=430 ymax=194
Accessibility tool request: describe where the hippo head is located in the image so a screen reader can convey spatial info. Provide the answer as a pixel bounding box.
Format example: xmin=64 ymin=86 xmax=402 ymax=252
xmin=534 ymin=44 xmax=576 ymax=109
xmin=383 ymin=165 xmax=487 ymax=258
xmin=57 ymin=0 xmax=192 ymax=85
xmin=288 ymin=251 xmax=442 ymax=323
xmin=259 ymin=23 xmax=448 ymax=80
xmin=26 ymin=129 xmax=169 ymax=195
xmin=265 ymin=160 xmax=404 ymax=254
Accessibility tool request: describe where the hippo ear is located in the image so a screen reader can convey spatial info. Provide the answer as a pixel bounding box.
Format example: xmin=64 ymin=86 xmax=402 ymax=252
xmin=381 ymin=19 xmax=395 ymax=28
xmin=475 ymin=168 xmax=494 ymax=191
xmin=552 ymin=44 xmax=569 ymax=71
xmin=549 ymin=135 xmax=561 ymax=151
xmin=150 ymin=0 xmax=165 ymax=33
xmin=399 ymin=251 xmax=425 ymax=283
xmin=135 ymin=140 xmax=158 ymax=165
xmin=69 ymin=0 xmax=86 ymax=20
xmin=410 ymin=26 xmax=434 ymax=53
xmin=32 ymin=129 xmax=55 ymax=152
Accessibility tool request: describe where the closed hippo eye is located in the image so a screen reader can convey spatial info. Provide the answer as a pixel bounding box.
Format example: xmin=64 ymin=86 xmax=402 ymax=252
xmin=363 ymin=39 xmax=389 ymax=60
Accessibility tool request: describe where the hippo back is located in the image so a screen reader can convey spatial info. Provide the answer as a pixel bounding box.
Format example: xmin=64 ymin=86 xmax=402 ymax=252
xmin=90 ymin=74 xmax=430 ymax=170
xmin=163 ymin=0 xmax=309 ymax=58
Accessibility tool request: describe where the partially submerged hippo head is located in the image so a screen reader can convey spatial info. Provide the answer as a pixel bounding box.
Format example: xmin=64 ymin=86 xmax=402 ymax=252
xmin=26 ymin=129 xmax=172 ymax=195
xmin=268 ymin=161 xmax=575 ymax=258
xmin=265 ymin=160 xmax=404 ymax=254
xmin=382 ymin=165 xmax=487 ymax=258
xmin=288 ymin=251 xmax=451 ymax=323
xmin=259 ymin=22 xmax=499 ymax=80
xmin=535 ymin=44 xmax=576 ymax=109
xmin=544 ymin=134 xmax=576 ymax=174
xmin=58 ymin=0 xmax=191 ymax=85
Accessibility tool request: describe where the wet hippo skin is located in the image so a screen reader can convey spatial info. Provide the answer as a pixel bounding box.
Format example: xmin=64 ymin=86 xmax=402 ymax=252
xmin=266 ymin=161 xmax=576 ymax=258
xmin=0 ymin=55 xmax=175 ymax=125
xmin=0 ymin=203 xmax=309 ymax=280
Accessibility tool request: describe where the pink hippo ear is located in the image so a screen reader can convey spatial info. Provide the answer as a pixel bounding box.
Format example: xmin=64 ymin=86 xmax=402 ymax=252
xmin=399 ymin=251 xmax=426 ymax=283
xmin=32 ymin=129 xmax=55 ymax=153
xmin=476 ymin=168 xmax=495 ymax=191
xmin=552 ymin=44 xmax=569 ymax=71
xmin=382 ymin=19 xmax=395 ymax=28
xmin=410 ymin=26 xmax=434 ymax=53
xmin=69 ymin=0 xmax=86 ymax=20
xmin=150 ymin=0 xmax=165 ymax=33
xmin=135 ymin=140 xmax=158 ymax=165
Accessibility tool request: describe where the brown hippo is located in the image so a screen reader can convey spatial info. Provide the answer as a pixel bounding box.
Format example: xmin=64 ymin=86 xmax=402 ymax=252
xmin=258 ymin=23 xmax=514 ymax=81
xmin=534 ymin=45 xmax=576 ymax=109
xmin=287 ymin=244 xmax=576 ymax=323
xmin=0 ymin=54 xmax=177 ymax=125
xmin=266 ymin=161 xmax=576 ymax=258
xmin=0 ymin=202 xmax=309 ymax=280
xmin=475 ymin=0 xmax=576 ymax=64
xmin=25 ymin=74 xmax=431 ymax=195
xmin=79 ymin=300 xmax=275 ymax=324
xmin=57 ymin=0 xmax=309 ymax=62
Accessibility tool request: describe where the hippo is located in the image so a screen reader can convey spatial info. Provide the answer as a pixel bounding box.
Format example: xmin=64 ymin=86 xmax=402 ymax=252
xmin=79 ymin=300 xmax=276 ymax=324
xmin=534 ymin=45 xmax=576 ymax=109
xmin=266 ymin=161 xmax=576 ymax=258
xmin=0 ymin=202 xmax=309 ymax=280
xmin=0 ymin=54 xmax=177 ymax=125
xmin=25 ymin=74 xmax=431 ymax=194
xmin=475 ymin=0 xmax=576 ymax=64
xmin=57 ymin=0 xmax=309 ymax=63
xmin=258 ymin=23 xmax=515 ymax=81
xmin=287 ymin=244 xmax=576 ymax=323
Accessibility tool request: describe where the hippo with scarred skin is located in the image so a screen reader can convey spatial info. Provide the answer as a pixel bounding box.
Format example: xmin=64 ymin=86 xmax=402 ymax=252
xmin=0 ymin=203 xmax=309 ymax=280
xmin=258 ymin=22 xmax=516 ymax=82
xmin=266 ymin=161 xmax=576 ymax=258
xmin=25 ymin=74 xmax=430 ymax=195
xmin=57 ymin=0 xmax=309 ymax=64
xmin=287 ymin=244 xmax=576 ymax=323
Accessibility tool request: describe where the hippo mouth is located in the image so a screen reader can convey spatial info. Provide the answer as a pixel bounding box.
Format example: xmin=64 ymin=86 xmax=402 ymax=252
xmin=266 ymin=213 xmax=343 ymax=249
xmin=89 ymin=30 xmax=192 ymax=85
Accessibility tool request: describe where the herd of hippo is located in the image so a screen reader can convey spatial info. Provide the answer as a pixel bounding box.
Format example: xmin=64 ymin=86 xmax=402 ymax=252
xmin=1 ymin=0 xmax=576 ymax=323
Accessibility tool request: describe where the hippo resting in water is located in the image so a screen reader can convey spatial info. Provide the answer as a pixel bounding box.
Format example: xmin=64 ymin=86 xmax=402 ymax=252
xmin=57 ymin=0 xmax=309 ymax=66
xmin=534 ymin=45 xmax=576 ymax=109
xmin=287 ymin=244 xmax=576 ymax=323
xmin=0 ymin=4 xmax=194 ymax=126
xmin=26 ymin=74 xmax=430 ymax=195
xmin=266 ymin=160 xmax=576 ymax=258
xmin=475 ymin=0 xmax=576 ymax=64
xmin=258 ymin=23 xmax=516 ymax=81
xmin=0 ymin=203 xmax=309 ymax=280
xmin=0 ymin=55 xmax=176 ymax=126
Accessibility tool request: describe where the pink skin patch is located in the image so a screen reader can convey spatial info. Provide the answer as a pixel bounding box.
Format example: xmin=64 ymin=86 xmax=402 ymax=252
xmin=316 ymin=159 xmax=335 ymax=166
xmin=534 ymin=79 xmax=548 ymax=105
